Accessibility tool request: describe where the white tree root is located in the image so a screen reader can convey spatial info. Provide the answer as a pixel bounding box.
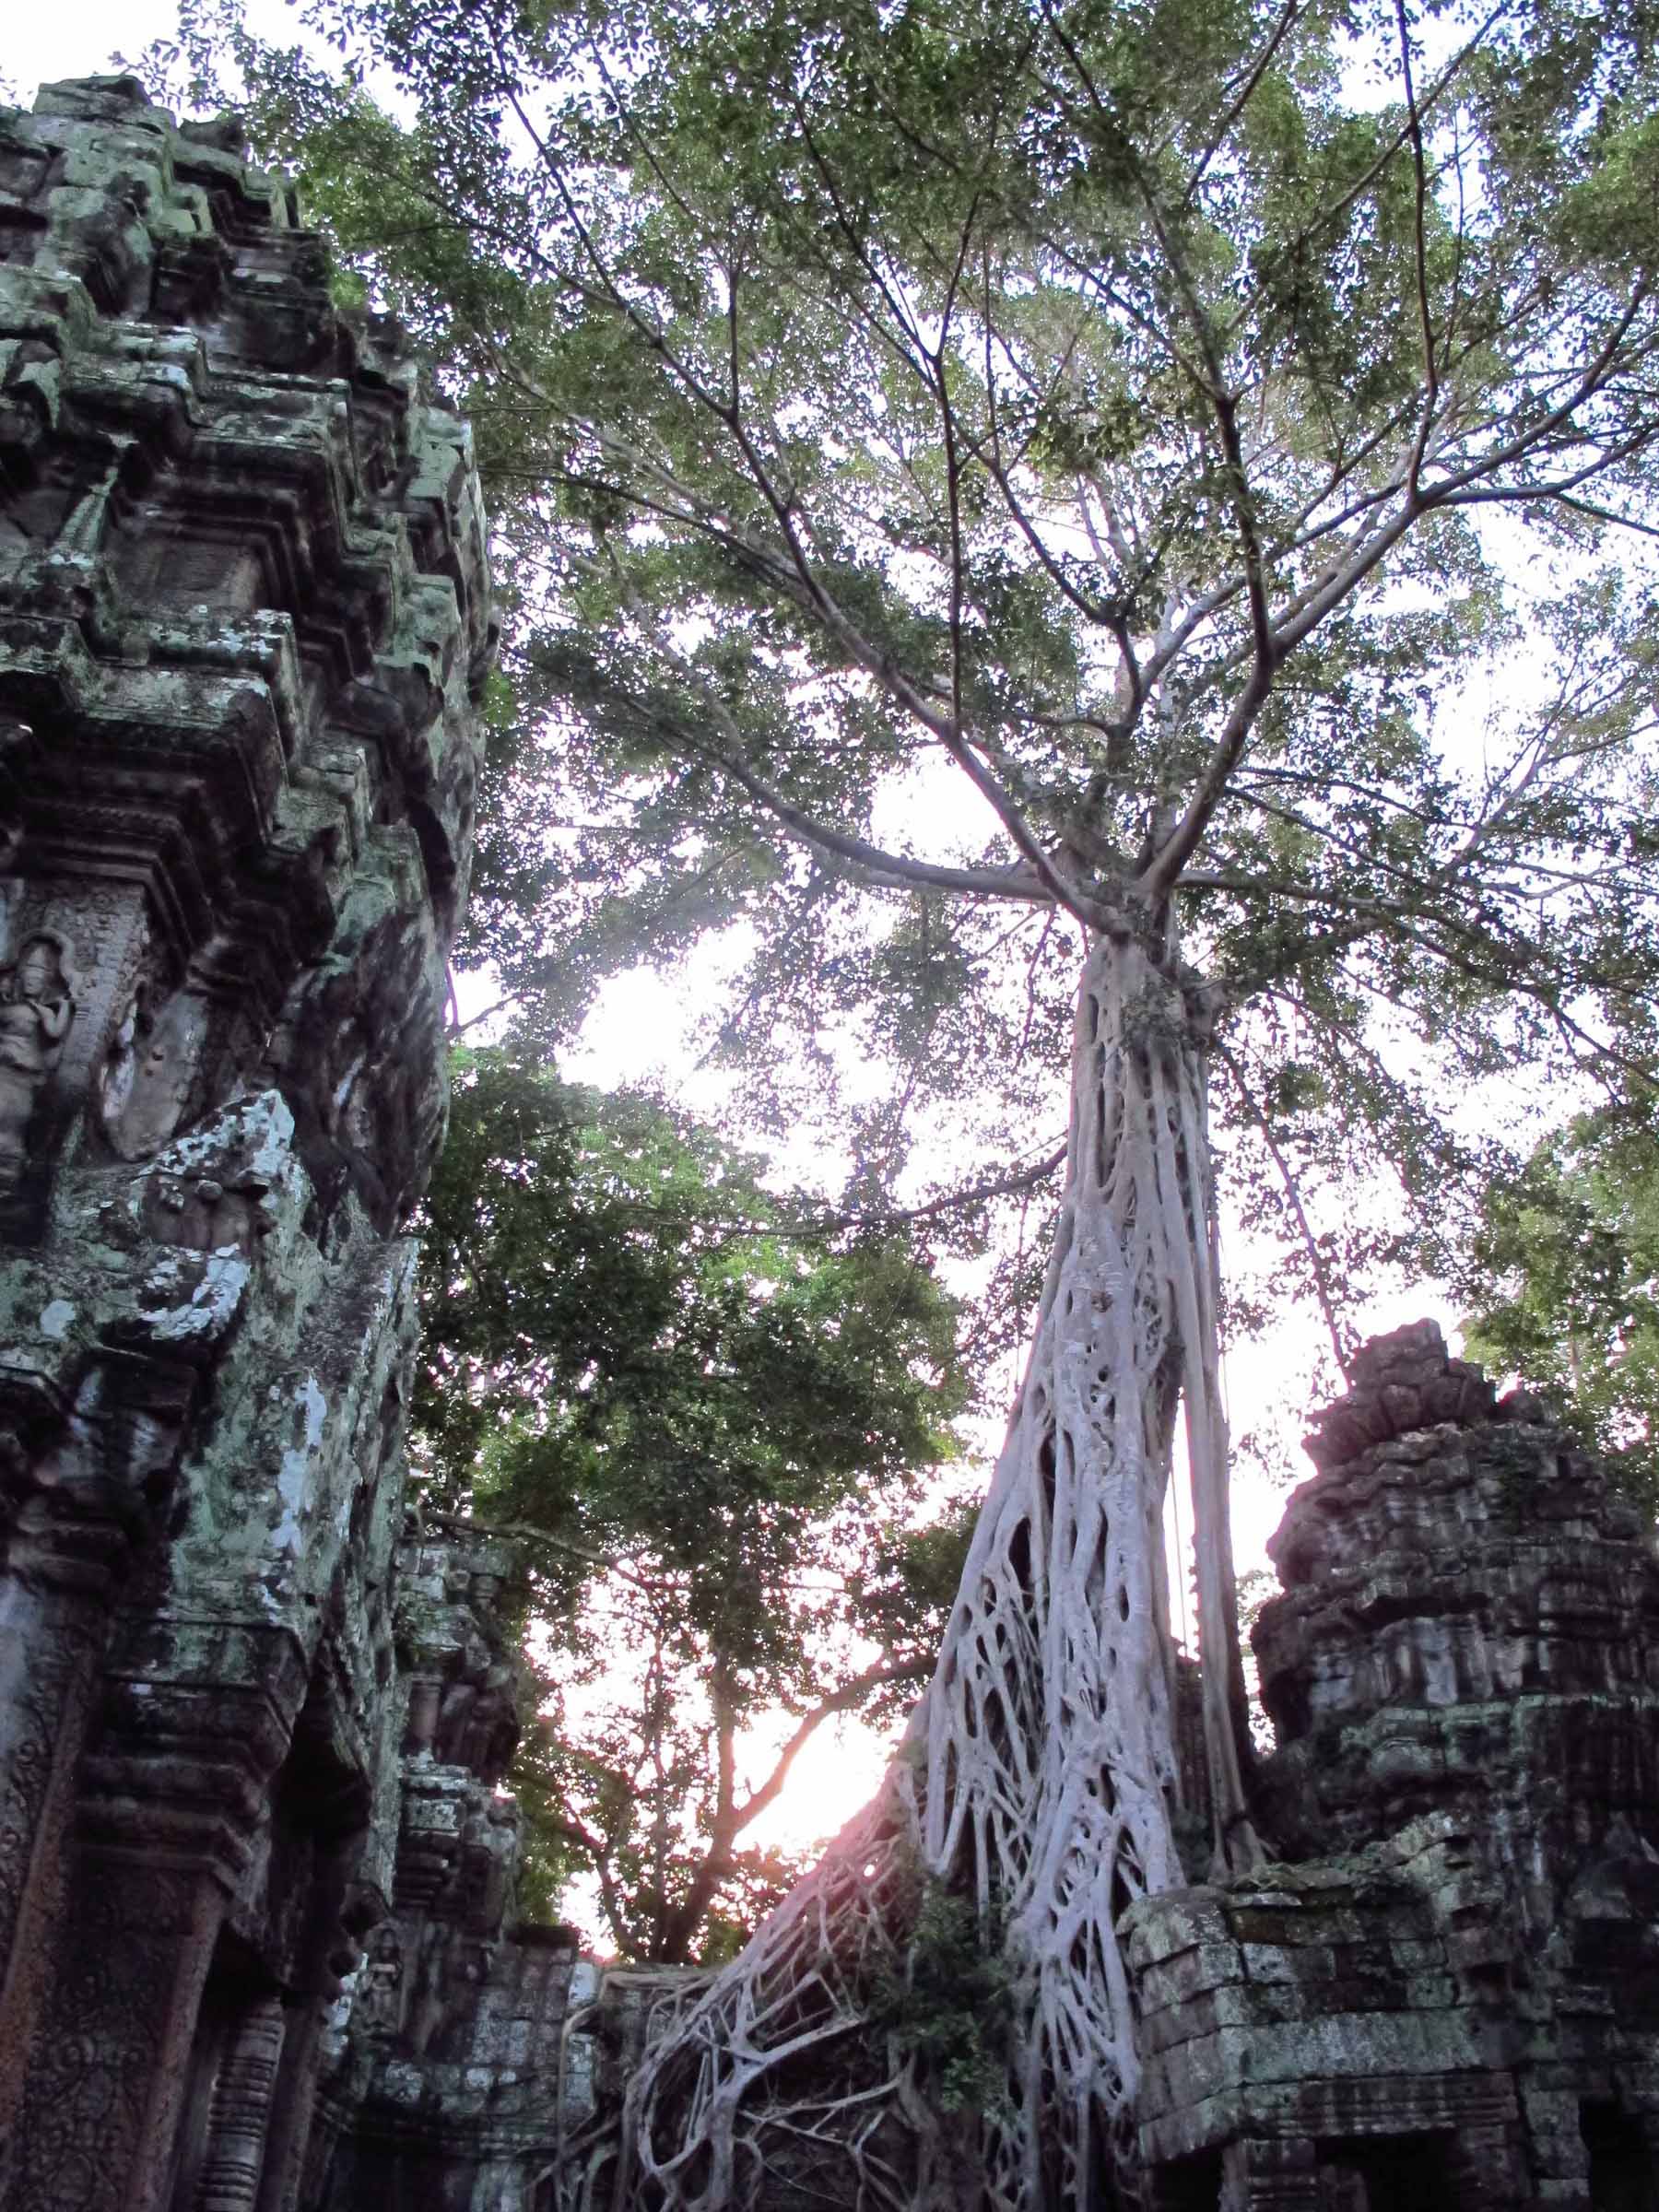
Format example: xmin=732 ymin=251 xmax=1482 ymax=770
xmin=569 ymin=932 xmax=1259 ymax=2212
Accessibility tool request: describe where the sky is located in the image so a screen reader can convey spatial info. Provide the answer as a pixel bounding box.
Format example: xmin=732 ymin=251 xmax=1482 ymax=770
xmin=7 ymin=7 xmax=205 ymax=99
xmin=7 ymin=1 xmax=1485 ymax=1893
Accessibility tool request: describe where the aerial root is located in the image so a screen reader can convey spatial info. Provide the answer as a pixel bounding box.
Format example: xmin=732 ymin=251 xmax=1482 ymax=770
xmin=576 ymin=934 xmax=1248 ymax=2212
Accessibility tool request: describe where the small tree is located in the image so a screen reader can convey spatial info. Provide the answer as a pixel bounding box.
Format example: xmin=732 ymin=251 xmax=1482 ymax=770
xmin=416 ymin=1048 xmax=969 ymax=1961
xmin=158 ymin=0 xmax=1659 ymax=2198
xmin=1462 ymin=1106 xmax=1659 ymax=1517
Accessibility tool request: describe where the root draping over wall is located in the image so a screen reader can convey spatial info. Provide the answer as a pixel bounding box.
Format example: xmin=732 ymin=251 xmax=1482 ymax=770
xmin=594 ymin=931 xmax=1258 ymax=2212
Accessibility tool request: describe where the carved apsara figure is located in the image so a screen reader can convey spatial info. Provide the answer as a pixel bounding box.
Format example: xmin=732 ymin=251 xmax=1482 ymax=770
xmin=458 ymin=1795 xmax=518 ymax=1933
xmin=358 ymin=1924 xmax=405 ymax=2039
xmin=0 ymin=932 xmax=75 ymax=1194
xmin=101 ymin=982 xmax=211 ymax=1159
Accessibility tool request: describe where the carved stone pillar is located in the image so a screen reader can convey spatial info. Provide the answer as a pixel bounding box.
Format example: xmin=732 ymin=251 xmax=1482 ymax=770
xmin=400 ymin=1675 xmax=442 ymax=1759
xmin=0 ymin=1502 xmax=119 ymax=2122
xmin=0 ymin=1355 xmax=190 ymax=2137
xmin=249 ymin=1858 xmax=379 ymax=2212
xmin=192 ymin=1994 xmax=287 ymax=2212
xmin=250 ymin=2008 xmax=327 ymax=2212
xmin=5 ymin=1859 xmax=225 ymax=2212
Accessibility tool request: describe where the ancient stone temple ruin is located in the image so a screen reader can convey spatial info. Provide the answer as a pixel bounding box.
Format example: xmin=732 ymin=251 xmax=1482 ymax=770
xmin=1129 ymin=1323 xmax=1659 ymax=2211
xmin=0 ymin=69 xmax=577 ymax=2212
xmin=6 ymin=67 xmax=1659 ymax=2212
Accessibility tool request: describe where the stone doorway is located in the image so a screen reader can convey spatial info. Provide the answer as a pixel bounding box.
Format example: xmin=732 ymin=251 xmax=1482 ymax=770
xmin=1583 ymin=2102 xmax=1659 ymax=2212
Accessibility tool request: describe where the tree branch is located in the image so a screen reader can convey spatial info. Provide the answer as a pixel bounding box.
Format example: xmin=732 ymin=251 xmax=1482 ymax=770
xmin=1215 ymin=1039 xmax=1349 ymax=1369
xmin=733 ymin=1658 xmax=924 ymax=1834
xmin=1394 ymin=0 xmax=1441 ymax=498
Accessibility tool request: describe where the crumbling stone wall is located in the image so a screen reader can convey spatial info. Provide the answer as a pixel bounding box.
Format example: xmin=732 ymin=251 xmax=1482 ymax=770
xmin=305 ymin=1532 xmax=712 ymax=2212
xmin=0 ymin=72 xmax=498 ymax=2212
xmin=1126 ymin=1324 xmax=1659 ymax=2212
xmin=310 ymin=1531 xmax=589 ymax=2212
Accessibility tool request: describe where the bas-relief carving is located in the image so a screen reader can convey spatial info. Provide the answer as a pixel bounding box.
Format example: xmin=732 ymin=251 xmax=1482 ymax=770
xmin=0 ymin=878 xmax=154 ymax=1215
xmin=0 ymin=859 xmax=233 ymax=1206
xmin=8 ymin=1866 xmax=206 ymax=2212
xmin=100 ymin=984 xmax=212 ymax=1160
xmin=430 ymin=1659 xmax=518 ymax=1785
xmin=457 ymin=1796 xmax=517 ymax=1935
xmin=0 ymin=932 xmax=76 ymax=1196
xmin=0 ymin=1635 xmax=79 ymax=1989
xmin=0 ymin=70 xmax=496 ymax=2212
xmin=357 ymin=1924 xmax=404 ymax=2041
xmin=0 ymin=1358 xmax=170 ymax=1990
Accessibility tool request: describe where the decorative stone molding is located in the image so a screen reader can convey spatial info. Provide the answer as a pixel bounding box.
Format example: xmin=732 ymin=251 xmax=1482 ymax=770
xmin=1127 ymin=1324 xmax=1659 ymax=2211
xmin=0 ymin=71 xmax=493 ymax=2212
xmin=0 ymin=71 xmax=491 ymax=1244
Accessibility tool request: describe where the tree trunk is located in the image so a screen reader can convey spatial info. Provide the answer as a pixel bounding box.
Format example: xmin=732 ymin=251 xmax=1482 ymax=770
xmin=585 ymin=929 xmax=1257 ymax=2212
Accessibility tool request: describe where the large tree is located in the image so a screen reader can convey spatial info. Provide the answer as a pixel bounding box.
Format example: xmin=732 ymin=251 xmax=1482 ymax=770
xmin=156 ymin=0 xmax=1659 ymax=2200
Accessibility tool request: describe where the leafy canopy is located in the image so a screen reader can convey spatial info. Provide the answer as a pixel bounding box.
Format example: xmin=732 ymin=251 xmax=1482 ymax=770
xmin=156 ymin=0 xmax=1659 ymax=1348
xmin=1462 ymin=1107 xmax=1659 ymax=1517
xmin=415 ymin=1048 xmax=971 ymax=1959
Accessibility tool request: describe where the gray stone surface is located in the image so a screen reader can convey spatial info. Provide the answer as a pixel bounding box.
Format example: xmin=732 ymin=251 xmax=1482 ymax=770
xmin=1128 ymin=1324 xmax=1659 ymax=2210
xmin=0 ymin=71 xmax=505 ymax=2212
xmin=311 ymin=1530 xmax=592 ymax=2212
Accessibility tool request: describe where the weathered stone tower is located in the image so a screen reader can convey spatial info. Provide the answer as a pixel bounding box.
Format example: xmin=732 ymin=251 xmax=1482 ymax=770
xmin=1127 ymin=1324 xmax=1659 ymax=2211
xmin=0 ymin=72 xmax=500 ymax=2211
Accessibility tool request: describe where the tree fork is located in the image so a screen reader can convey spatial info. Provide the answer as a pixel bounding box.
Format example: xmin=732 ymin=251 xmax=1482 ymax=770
xmin=581 ymin=929 xmax=1259 ymax=2212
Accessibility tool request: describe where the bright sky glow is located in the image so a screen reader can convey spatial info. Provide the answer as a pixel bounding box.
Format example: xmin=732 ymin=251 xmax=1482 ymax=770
xmin=6 ymin=6 xmax=218 ymax=100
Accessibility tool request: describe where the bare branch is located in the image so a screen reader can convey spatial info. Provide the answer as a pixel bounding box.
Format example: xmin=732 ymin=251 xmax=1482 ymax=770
xmin=420 ymin=1509 xmax=672 ymax=1594
xmin=1394 ymin=0 xmax=1441 ymax=497
xmin=1215 ymin=1039 xmax=1349 ymax=1369
xmin=732 ymin=1657 xmax=924 ymax=1836
xmin=1182 ymin=0 xmax=1305 ymax=210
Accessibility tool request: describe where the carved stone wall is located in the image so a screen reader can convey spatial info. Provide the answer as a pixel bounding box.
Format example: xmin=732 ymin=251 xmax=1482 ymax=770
xmin=0 ymin=72 xmax=494 ymax=2212
xmin=311 ymin=1532 xmax=588 ymax=2212
xmin=1126 ymin=1324 xmax=1659 ymax=2212
xmin=0 ymin=73 xmax=724 ymax=2212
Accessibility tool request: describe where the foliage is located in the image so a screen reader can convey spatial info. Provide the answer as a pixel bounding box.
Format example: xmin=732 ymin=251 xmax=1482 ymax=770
xmin=866 ymin=1877 xmax=1015 ymax=2116
xmin=418 ymin=1045 xmax=964 ymax=1510
xmin=416 ymin=1046 xmax=969 ymax=1959
xmin=1462 ymin=1107 xmax=1659 ymax=1517
xmin=135 ymin=0 xmax=1659 ymax=2190
xmin=147 ymin=0 xmax=1659 ymax=1357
